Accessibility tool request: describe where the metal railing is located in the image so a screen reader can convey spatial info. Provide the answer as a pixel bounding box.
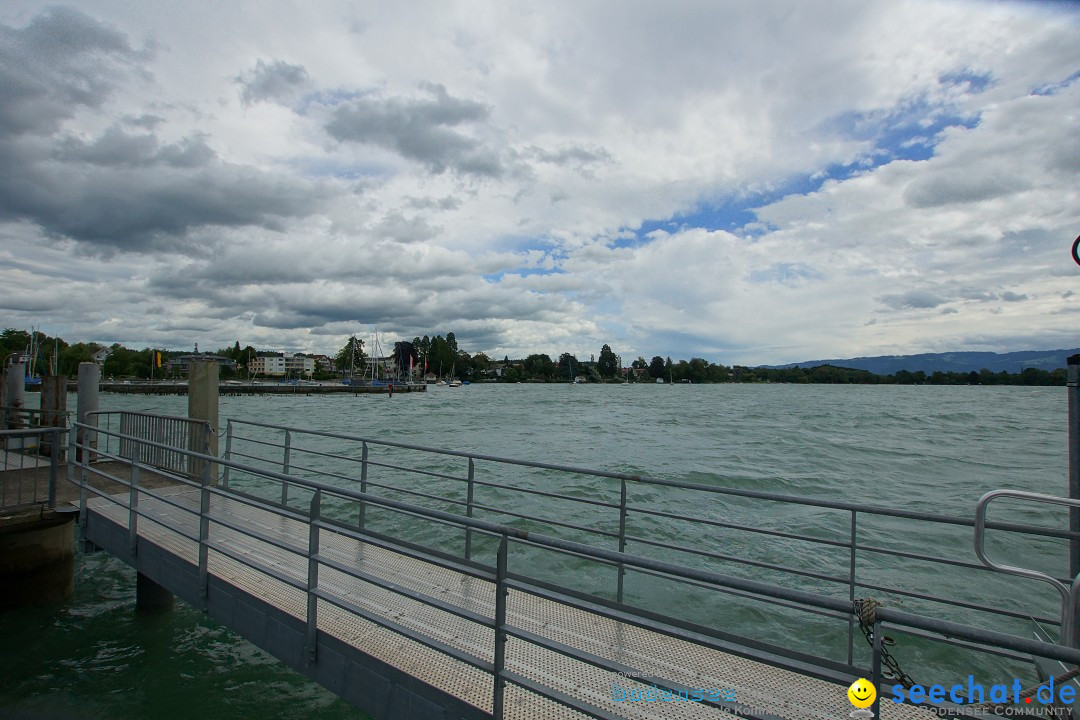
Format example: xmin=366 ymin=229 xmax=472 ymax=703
xmin=0 ymin=426 xmax=62 ymax=510
xmin=2 ymin=405 xmax=70 ymax=431
xmin=70 ymin=418 xmax=1080 ymax=720
xmin=87 ymin=411 xmax=211 ymax=477
xmin=220 ymin=418 xmax=1079 ymax=665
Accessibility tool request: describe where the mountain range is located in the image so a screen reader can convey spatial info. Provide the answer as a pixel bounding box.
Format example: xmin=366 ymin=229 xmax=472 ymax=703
xmin=763 ymin=349 xmax=1080 ymax=375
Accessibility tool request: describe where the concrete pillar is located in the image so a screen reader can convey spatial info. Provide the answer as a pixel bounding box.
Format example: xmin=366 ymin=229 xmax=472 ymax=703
xmin=77 ymin=363 xmax=100 ymax=462
xmin=136 ymin=572 xmax=173 ymax=612
xmin=5 ymin=361 xmax=25 ymax=427
xmin=188 ymin=361 xmax=219 ymax=481
xmin=39 ymin=375 xmax=67 ymax=457
xmin=0 ymin=513 xmax=75 ymax=609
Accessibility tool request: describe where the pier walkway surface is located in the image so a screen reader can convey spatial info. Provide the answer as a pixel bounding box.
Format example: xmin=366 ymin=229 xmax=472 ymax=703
xmin=53 ymin=413 xmax=1080 ymax=720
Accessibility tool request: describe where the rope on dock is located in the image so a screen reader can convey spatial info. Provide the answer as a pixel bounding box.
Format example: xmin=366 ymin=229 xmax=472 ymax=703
xmin=854 ymin=597 xmax=918 ymax=689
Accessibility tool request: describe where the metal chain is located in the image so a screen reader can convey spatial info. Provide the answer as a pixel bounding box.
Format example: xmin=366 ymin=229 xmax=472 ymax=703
xmin=853 ymin=598 xmax=918 ymax=690
xmin=855 ymin=597 xmax=1080 ymax=708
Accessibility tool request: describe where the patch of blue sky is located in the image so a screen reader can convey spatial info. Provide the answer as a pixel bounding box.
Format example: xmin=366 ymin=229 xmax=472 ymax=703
xmin=293 ymin=88 xmax=367 ymax=115
xmin=1032 ymin=68 xmax=1080 ymax=96
xmin=939 ymin=69 xmax=994 ymax=94
xmin=290 ymin=157 xmax=389 ymax=180
xmin=482 ymin=266 xmax=563 ymax=283
xmin=621 ymin=96 xmax=982 ymax=244
xmin=619 ymin=171 xmax=836 ymax=244
xmin=747 ymin=263 xmax=823 ymax=286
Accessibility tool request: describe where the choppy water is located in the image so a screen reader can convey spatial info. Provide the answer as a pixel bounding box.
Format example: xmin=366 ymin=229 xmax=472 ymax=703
xmin=1 ymin=383 xmax=1070 ymax=717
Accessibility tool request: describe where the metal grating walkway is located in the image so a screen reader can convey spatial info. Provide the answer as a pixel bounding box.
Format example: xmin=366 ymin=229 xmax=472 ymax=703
xmin=84 ymin=486 xmax=938 ymax=720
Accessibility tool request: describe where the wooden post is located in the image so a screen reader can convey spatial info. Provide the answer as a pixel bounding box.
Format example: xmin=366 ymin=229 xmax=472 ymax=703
xmin=188 ymin=360 xmax=219 ymax=482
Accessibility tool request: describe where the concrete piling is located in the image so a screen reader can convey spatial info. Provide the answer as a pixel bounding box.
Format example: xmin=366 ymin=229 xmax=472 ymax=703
xmin=76 ymin=363 xmax=100 ymax=462
xmin=0 ymin=513 xmax=75 ymax=609
xmin=188 ymin=361 xmax=219 ymax=481
xmin=39 ymin=375 xmax=67 ymax=457
xmin=136 ymin=572 xmax=173 ymax=613
xmin=4 ymin=361 xmax=25 ymax=427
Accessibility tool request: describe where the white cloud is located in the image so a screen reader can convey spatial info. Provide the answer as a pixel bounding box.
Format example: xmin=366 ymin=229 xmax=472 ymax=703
xmin=0 ymin=0 xmax=1078 ymax=364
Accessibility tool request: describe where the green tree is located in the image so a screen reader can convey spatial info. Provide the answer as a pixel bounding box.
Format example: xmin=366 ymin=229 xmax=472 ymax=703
xmin=335 ymin=336 xmax=366 ymax=375
xmin=471 ymin=352 xmax=492 ymax=378
xmin=597 ymin=344 xmax=619 ymax=379
xmin=523 ymin=353 xmax=555 ymax=380
xmin=58 ymin=342 xmax=99 ymax=376
xmin=428 ymin=335 xmax=456 ymax=377
xmin=647 ymin=356 xmax=665 ymax=379
xmin=557 ymin=353 xmax=579 ymax=381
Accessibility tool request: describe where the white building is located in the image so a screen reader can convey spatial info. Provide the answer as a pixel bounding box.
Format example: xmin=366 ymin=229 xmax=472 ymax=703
xmin=285 ymin=354 xmax=315 ymax=376
xmin=251 ymin=355 xmax=286 ymax=376
xmin=251 ymin=353 xmax=315 ymax=377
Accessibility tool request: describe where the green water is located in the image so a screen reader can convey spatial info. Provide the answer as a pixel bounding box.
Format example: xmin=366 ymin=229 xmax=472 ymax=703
xmin=1 ymin=384 xmax=1070 ymax=717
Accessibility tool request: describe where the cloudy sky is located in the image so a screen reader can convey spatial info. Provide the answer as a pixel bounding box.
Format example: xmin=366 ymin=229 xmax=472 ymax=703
xmin=1 ymin=1 xmax=1078 ymax=365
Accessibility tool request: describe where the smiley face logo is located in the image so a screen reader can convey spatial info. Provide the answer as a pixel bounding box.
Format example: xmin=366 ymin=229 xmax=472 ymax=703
xmin=848 ymin=678 xmax=876 ymax=708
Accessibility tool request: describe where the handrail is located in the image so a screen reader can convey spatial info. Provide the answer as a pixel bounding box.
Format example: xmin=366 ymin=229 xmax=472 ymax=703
xmin=70 ymin=419 xmax=1080 ymax=720
xmin=226 ymin=417 xmax=1080 ymax=541
xmin=77 ymin=421 xmax=1080 ymax=654
xmin=1 ymin=426 xmax=62 ymax=509
xmin=216 ymin=413 xmax=1080 ymax=683
xmin=975 ymin=489 xmax=1080 ymax=646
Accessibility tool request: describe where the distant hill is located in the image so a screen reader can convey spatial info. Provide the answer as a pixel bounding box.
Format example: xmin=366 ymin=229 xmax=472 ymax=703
xmin=763 ymin=349 xmax=1080 ymax=375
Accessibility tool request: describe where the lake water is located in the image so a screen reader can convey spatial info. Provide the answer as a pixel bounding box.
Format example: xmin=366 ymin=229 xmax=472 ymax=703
xmin=0 ymin=383 xmax=1071 ymax=718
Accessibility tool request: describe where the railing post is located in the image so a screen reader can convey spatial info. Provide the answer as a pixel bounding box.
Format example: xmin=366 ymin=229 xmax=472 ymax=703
xmin=198 ymin=455 xmax=212 ymax=608
xmin=221 ymin=420 xmax=233 ymax=490
xmin=1068 ymin=356 xmax=1079 ymax=587
xmin=871 ymin=619 xmax=883 ymax=720
xmin=48 ymin=427 xmax=59 ymax=509
xmin=847 ymin=510 xmax=857 ymax=665
xmin=281 ymin=430 xmax=292 ymax=506
xmin=307 ymin=489 xmax=322 ymax=664
xmin=617 ymin=478 xmax=627 ymax=603
xmin=465 ymin=458 xmax=475 ymax=560
xmin=493 ymin=535 xmax=509 ymax=720
xmin=358 ymin=442 xmax=368 ymax=529
xmin=128 ymin=461 xmax=140 ymax=557
xmin=74 ymin=424 xmax=88 ymax=529
xmin=66 ymin=425 xmax=77 ymax=518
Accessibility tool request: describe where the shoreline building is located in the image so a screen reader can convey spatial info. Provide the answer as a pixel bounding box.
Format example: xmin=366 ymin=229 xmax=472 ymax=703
xmin=250 ymin=352 xmax=316 ymax=378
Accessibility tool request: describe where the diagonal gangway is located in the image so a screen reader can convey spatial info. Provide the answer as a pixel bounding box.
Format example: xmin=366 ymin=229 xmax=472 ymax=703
xmin=67 ymin=414 xmax=1080 ymax=720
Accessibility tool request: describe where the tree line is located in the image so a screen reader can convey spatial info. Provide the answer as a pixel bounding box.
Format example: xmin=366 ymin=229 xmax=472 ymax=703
xmin=0 ymin=327 xmax=1068 ymax=385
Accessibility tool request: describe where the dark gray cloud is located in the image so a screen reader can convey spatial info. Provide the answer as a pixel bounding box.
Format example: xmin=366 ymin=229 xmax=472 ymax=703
xmin=236 ymin=59 xmax=311 ymax=106
xmin=903 ymin=172 xmax=1030 ymax=208
xmin=527 ymin=144 xmax=612 ymax=167
xmin=406 ymin=195 xmax=461 ymax=211
xmin=325 ymin=83 xmax=502 ymax=176
xmin=879 ymin=290 xmax=947 ymax=309
xmin=370 ymin=211 xmax=438 ymax=244
xmin=0 ymin=129 xmax=319 ymax=254
xmin=0 ymin=10 xmax=319 ymax=255
xmin=0 ymin=7 xmax=144 ymax=137
xmin=1001 ymin=291 xmax=1028 ymax=302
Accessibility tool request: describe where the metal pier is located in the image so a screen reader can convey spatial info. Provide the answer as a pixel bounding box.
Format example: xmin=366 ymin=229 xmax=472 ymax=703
xmin=64 ymin=413 xmax=1080 ymax=720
